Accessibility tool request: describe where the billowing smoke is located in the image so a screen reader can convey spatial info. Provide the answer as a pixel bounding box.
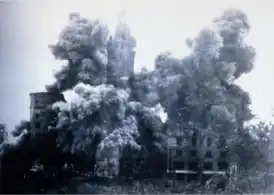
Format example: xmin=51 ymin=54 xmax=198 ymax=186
xmin=0 ymin=121 xmax=30 ymax=158
xmin=39 ymin=8 xmax=256 ymax=179
xmin=136 ymin=8 xmax=255 ymax=135
xmin=46 ymin=13 xmax=110 ymax=92
xmin=213 ymin=8 xmax=255 ymax=79
xmin=95 ymin=115 xmax=140 ymax=178
xmin=52 ymin=82 xmax=168 ymax=178
xmin=47 ymin=12 xmax=136 ymax=93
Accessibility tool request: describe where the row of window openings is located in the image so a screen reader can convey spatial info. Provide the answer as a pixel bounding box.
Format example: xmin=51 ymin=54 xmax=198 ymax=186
xmin=176 ymin=137 xmax=226 ymax=147
xmin=172 ymin=161 xmax=229 ymax=171
xmin=175 ymin=174 xmax=218 ymax=183
xmin=176 ymin=137 xmax=211 ymax=146
xmin=175 ymin=150 xmax=227 ymax=159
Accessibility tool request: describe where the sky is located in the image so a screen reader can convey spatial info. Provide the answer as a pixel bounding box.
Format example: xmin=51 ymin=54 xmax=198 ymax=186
xmin=0 ymin=0 xmax=274 ymax=128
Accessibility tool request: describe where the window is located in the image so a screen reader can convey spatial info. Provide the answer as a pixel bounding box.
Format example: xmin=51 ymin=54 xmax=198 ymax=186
xmin=218 ymin=162 xmax=229 ymax=170
xmin=168 ymin=156 xmax=173 ymax=170
xmin=219 ymin=136 xmax=227 ymax=147
xmin=34 ymin=99 xmax=40 ymax=104
xmin=220 ymin=151 xmax=228 ymax=159
xmin=204 ymin=162 xmax=213 ymax=170
xmin=174 ymin=161 xmax=184 ymax=170
xmin=190 ymin=150 xmax=197 ymax=158
xmin=192 ymin=132 xmax=197 ymax=146
xmin=34 ymin=122 xmax=41 ymax=129
xmin=187 ymin=174 xmax=198 ymax=182
xmin=176 ymin=149 xmax=183 ymax=157
xmin=205 ymin=150 xmax=213 ymax=158
xmin=176 ymin=137 xmax=183 ymax=145
xmin=34 ymin=113 xmax=40 ymax=119
xmin=207 ymin=137 xmax=212 ymax=147
xmin=188 ymin=162 xmax=199 ymax=170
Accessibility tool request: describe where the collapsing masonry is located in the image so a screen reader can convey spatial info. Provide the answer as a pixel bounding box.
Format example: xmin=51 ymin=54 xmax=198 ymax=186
xmin=167 ymin=126 xmax=230 ymax=183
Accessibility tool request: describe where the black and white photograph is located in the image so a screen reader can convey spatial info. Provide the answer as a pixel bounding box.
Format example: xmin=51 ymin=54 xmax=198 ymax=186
xmin=0 ymin=0 xmax=274 ymax=193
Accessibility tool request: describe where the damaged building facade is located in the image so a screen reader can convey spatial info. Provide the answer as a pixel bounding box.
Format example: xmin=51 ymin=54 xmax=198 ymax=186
xmin=167 ymin=124 xmax=274 ymax=191
xmin=29 ymin=92 xmax=66 ymax=137
xmin=167 ymin=125 xmax=229 ymax=183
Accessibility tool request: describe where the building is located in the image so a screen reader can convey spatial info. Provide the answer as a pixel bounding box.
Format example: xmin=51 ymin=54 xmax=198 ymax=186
xmin=107 ymin=9 xmax=136 ymax=85
xmin=167 ymin=125 xmax=229 ymax=183
xmin=29 ymin=92 xmax=65 ymax=137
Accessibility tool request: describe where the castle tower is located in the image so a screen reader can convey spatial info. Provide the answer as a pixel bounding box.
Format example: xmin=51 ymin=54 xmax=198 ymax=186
xmin=29 ymin=92 xmax=65 ymax=136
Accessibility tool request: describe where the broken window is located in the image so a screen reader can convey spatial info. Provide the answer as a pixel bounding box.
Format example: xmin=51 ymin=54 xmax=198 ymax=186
xmin=218 ymin=162 xmax=229 ymax=170
xmin=192 ymin=132 xmax=197 ymax=146
xmin=170 ymin=149 xmax=176 ymax=157
xmin=176 ymin=137 xmax=183 ymax=145
xmin=34 ymin=122 xmax=41 ymax=129
xmin=176 ymin=149 xmax=183 ymax=157
xmin=190 ymin=150 xmax=197 ymax=158
xmin=188 ymin=162 xmax=199 ymax=170
xmin=174 ymin=161 xmax=185 ymax=170
xmin=219 ymin=136 xmax=227 ymax=148
xmin=204 ymin=162 xmax=213 ymax=170
xmin=34 ymin=99 xmax=41 ymax=105
xmin=205 ymin=150 xmax=213 ymax=158
xmin=168 ymin=156 xmax=173 ymax=170
xmin=34 ymin=113 xmax=40 ymax=120
xmin=207 ymin=137 xmax=212 ymax=147
xmin=220 ymin=151 xmax=228 ymax=159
